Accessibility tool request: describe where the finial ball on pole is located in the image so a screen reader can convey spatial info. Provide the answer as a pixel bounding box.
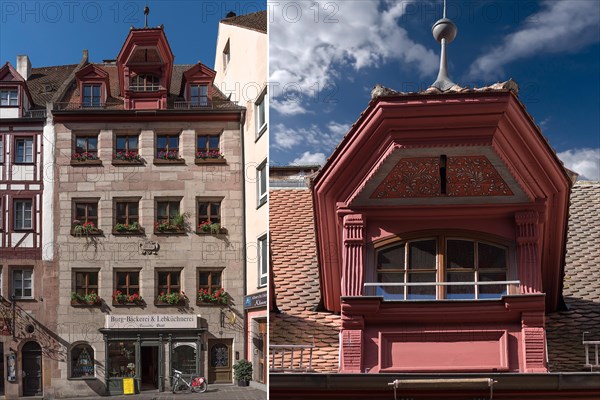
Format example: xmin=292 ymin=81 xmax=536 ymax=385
xmin=432 ymin=18 xmax=457 ymax=44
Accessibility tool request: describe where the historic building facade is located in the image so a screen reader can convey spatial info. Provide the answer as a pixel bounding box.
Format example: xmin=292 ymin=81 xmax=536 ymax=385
xmin=0 ymin=56 xmax=62 ymax=398
xmin=213 ymin=11 xmax=268 ymax=388
xmin=49 ymin=26 xmax=245 ymax=396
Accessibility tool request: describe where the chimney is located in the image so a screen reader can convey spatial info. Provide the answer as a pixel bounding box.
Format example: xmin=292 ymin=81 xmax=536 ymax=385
xmin=17 ymin=55 xmax=31 ymax=81
xmin=226 ymin=11 xmax=236 ymax=18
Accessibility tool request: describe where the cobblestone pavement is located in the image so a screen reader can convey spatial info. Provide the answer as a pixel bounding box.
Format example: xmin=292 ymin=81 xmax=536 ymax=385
xmin=65 ymin=384 xmax=267 ymax=400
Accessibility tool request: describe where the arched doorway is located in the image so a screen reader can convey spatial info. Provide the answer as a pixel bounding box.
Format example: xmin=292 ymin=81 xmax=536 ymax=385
xmin=22 ymin=341 xmax=42 ymax=396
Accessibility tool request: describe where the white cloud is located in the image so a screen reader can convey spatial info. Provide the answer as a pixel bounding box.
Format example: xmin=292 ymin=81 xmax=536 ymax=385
xmin=291 ymin=151 xmax=327 ymax=166
xmin=468 ymin=0 xmax=600 ymax=80
xmin=327 ymin=121 xmax=350 ymax=137
xmin=270 ymin=0 xmax=437 ymax=107
xmin=272 ymin=121 xmax=351 ymax=152
xmin=271 ymin=98 xmax=309 ymax=115
xmin=557 ymin=148 xmax=600 ymax=181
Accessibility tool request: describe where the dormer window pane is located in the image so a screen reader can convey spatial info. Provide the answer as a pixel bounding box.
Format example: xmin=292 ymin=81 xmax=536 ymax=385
xmin=0 ymin=89 xmax=18 ymax=106
xmin=190 ymin=84 xmax=208 ymax=106
xmin=82 ymin=84 xmax=101 ymax=107
xmin=131 ymin=74 xmax=159 ymax=91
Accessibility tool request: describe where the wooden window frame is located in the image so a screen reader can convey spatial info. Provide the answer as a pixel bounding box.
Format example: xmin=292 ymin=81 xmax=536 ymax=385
xmin=197 ymin=269 xmax=223 ymax=294
xmin=73 ymin=201 xmax=99 ymax=226
xmin=74 ymin=270 xmax=99 ymax=296
xmin=156 ymin=200 xmax=180 ymax=224
xmin=82 ymin=84 xmax=102 ymax=108
xmin=190 ymin=84 xmax=209 ymax=106
xmin=74 ymin=133 xmax=99 ymax=159
xmin=115 ymin=200 xmax=139 ymax=225
xmin=0 ymin=88 xmax=19 ymax=107
xmin=115 ymin=134 xmax=139 ymax=154
xmin=14 ymin=136 xmax=34 ymax=164
xmin=197 ymin=200 xmax=221 ymax=225
xmin=130 ymin=74 xmax=160 ymax=92
xmin=155 ymin=133 xmax=180 ymax=158
xmin=13 ymin=198 xmax=33 ymax=231
xmin=114 ymin=270 xmax=140 ymax=296
xmin=12 ymin=267 xmax=33 ymax=299
xmin=374 ymin=231 xmax=512 ymax=300
xmin=157 ymin=270 xmax=182 ymax=295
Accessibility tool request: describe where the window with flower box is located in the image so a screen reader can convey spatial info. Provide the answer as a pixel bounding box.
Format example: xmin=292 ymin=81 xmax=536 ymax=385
xmin=155 ymin=199 xmax=186 ymax=233
xmin=195 ymin=134 xmax=224 ymax=163
xmin=370 ymin=233 xmax=512 ymax=301
xmin=72 ymin=271 xmax=100 ymax=306
xmin=197 ymin=270 xmax=228 ymax=305
xmin=197 ymin=200 xmax=223 ymax=234
xmin=113 ymin=134 xmax=141 ymax=163
xmin=156 ymin=270 xmax=185 ymax=305
xmin=113 ymin=270 xmax=142 ymax=305
xmin=73 ymin=134 xmax=99 ymax=163
xmin=155 ymin=133 xmax=182 ymax=162
xmin=15 ymin=137 xmax=33 ymax=164
xmin=72 ymin=200 xmax=101 ymax=235
xmin=114 ymin=199 xmax=142 ymax=234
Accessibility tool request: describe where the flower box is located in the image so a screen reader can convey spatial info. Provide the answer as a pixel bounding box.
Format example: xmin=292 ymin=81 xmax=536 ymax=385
xmin=71 ymin=222 xmax=103 ymax=237
xmin=112 ymin=291 xmax=144 ymax=306
xmin=196 ymin=222 xmax=227 ymax=235
xmin=112 ymin=301 xmax=145 ymax=307
xmin=153 ymin=158 xmax=186 ymax=165
xmin=112 ymin=223 xmax=145 ymax=236
xmin=194 ymin=158 xmax=227 ymax=165
xmin=112 ymin=159 xmax=144 ymax=166
xmin=71 ymin=292 xmax=102 ymax=307
xmin=155 ymin=292 xmax=187 ymax=306
xmin=196 ymin=227 xmax=228 ymax=235
xmin=70 ymin=159 xmax=102 ymax=166
xmin=196 ymin=288 xmax=230 ymax=306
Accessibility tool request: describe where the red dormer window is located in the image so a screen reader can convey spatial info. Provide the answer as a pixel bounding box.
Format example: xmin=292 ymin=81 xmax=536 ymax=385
xmin=0 ymin=88 xmax=18 ymax=106
xmin=76 ymin=64 xmax=109 ymax=109
xmin=130 ymin=74 xmax=160 ymax=92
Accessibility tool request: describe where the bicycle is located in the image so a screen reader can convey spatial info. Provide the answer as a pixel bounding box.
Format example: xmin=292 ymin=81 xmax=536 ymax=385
xmin=171 ymin=369 xmax=208 ymax=393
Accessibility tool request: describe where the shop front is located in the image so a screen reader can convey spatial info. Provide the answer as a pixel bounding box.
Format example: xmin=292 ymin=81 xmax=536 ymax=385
xmin=245 ymin=291 xmax=267 ymax=386
xmin=100 ymin=314 xmax=206 ymax=395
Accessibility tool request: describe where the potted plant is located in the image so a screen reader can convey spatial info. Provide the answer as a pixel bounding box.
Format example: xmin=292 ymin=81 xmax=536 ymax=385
xmin=233 ymin=359 xmax=252 ymax=387
xmin=154 ymin=212 xmax=189 ymax=234
xmin=72 ymin=220 xmax=102 ymax=236
xmin=156 ymin=291 xmax=187 ymax=306
xmin=112 ymin=290 xmax=144 ymax=306
xmin=196 ymin=288 xmax=230 ymax=306
xmin=197 ymin=221 xmax=227 ymax=234
xmin=71 ymin=151 xmax=101 ymax=166
xmin=195 ymin=149 xmax=226 ymax=165
xmin=113 ymin=221 xmax=144 ymax=235
xmin=70 ymin=291 xmax=102 ymax=306
xmin=113 ymin=150 xmax=143 ymax=164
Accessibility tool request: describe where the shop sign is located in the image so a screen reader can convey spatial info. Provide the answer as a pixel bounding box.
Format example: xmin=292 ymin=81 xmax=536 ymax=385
xmin=244 ymin=291 xmax=267 ymax=309
xmin=105 ymin=314 xmax=197 ymax=329
xmin=123 ymin=378 xmax=136 ymax=395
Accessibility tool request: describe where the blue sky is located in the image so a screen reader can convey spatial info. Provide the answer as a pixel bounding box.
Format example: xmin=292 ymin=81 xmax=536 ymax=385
xmin=1 ymin=0 xmax=265 ymax=68
xmin=270 ymin=0 xmax=600 ymax=180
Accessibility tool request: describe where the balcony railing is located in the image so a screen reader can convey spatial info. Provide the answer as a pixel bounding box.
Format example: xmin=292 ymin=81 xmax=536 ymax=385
xmin=363 ymin=281 xmax=520 ymax=301
xmin=270 ymin=344 xmax=314 ymax=372
xmin=583 ymin=336 xmax=600 ymax=370
xmin=173 ymin=100 xmax=213 ymax=110
xmin=54 ymin=102 xmax=106 ymax=111
xmin=23 ymin=109 xmax=47 ymax=118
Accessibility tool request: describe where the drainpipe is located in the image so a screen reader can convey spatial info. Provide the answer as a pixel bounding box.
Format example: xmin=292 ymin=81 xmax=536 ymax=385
xmin=239 ymin=109 xmax=248 ymax=364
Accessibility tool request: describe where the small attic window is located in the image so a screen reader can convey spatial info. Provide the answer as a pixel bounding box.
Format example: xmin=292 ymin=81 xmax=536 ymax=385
xmin=82 ymin=84 xmax=102 ymax=108
xmin=190 ymin=84 xmax=209 ymax=107
xmin=0 ymin=89 xmax=18 ymax=106
xmin=42 ymin=83 xmax=54 ymax=93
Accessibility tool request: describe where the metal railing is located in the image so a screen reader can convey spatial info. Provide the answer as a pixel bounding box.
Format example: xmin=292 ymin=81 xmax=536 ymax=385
xmin=173 ymin=100 xmax=213 ymax=110
xmin=363 ymin=280 xmax=520 ymax=301
xmin=53 ymin=102 xmax=106 ymax=111
xmin=23 ymin=109 xmax=47 ymax=118
xmin=270 ymin=344 xmax=314 ymax=372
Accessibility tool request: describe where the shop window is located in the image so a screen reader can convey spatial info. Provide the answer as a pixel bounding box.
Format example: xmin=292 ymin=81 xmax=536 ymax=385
xmin=172 ymin=344 xmax=197 ymax=375
xmin=198 ymin=270 xmax=222 ymax=293
xmin=14 ymin=137 xmax=33 ymax=163
xmin=190 ymin=85 xmax=209 ymax=106
xmin=13 ymin=199 xmax=32 ymax=230
xmin=258 ymin=234 xmax=268 ymax=287
xmin=156 ymin=134 xmax=180 ymax=160
xmin=257 ymin=159 xmax=267 ymax=207
xmin=373 ymin=234 xmax=510 ymax=300
xmin=130 ymin=74 xmax=159 ymax=91
xmin=71 ymin=343 xmax=95 ymax=378
xmin=82 ymin=84 xmax=102 ymax=107
xmin=12 ymin=269 xmax=33 ymax=299
xmin=0 ymin=89 xmax=18 ymax=106
xmin=107 ymin=341 xmax=136 ymax=378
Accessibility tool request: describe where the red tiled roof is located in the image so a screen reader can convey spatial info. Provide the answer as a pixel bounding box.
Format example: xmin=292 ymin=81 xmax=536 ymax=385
xmin=269 ymin=189 xmax=340 ymax=373
xmin=221 ymin=11 xmax=267 ymax=33
xmin=546 ymin=181 xmax=600 ymax=371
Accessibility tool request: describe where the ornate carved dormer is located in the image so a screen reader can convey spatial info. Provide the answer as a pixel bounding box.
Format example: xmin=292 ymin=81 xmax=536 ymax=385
xmin=116 ymin=26 xmax=174 ymax=110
